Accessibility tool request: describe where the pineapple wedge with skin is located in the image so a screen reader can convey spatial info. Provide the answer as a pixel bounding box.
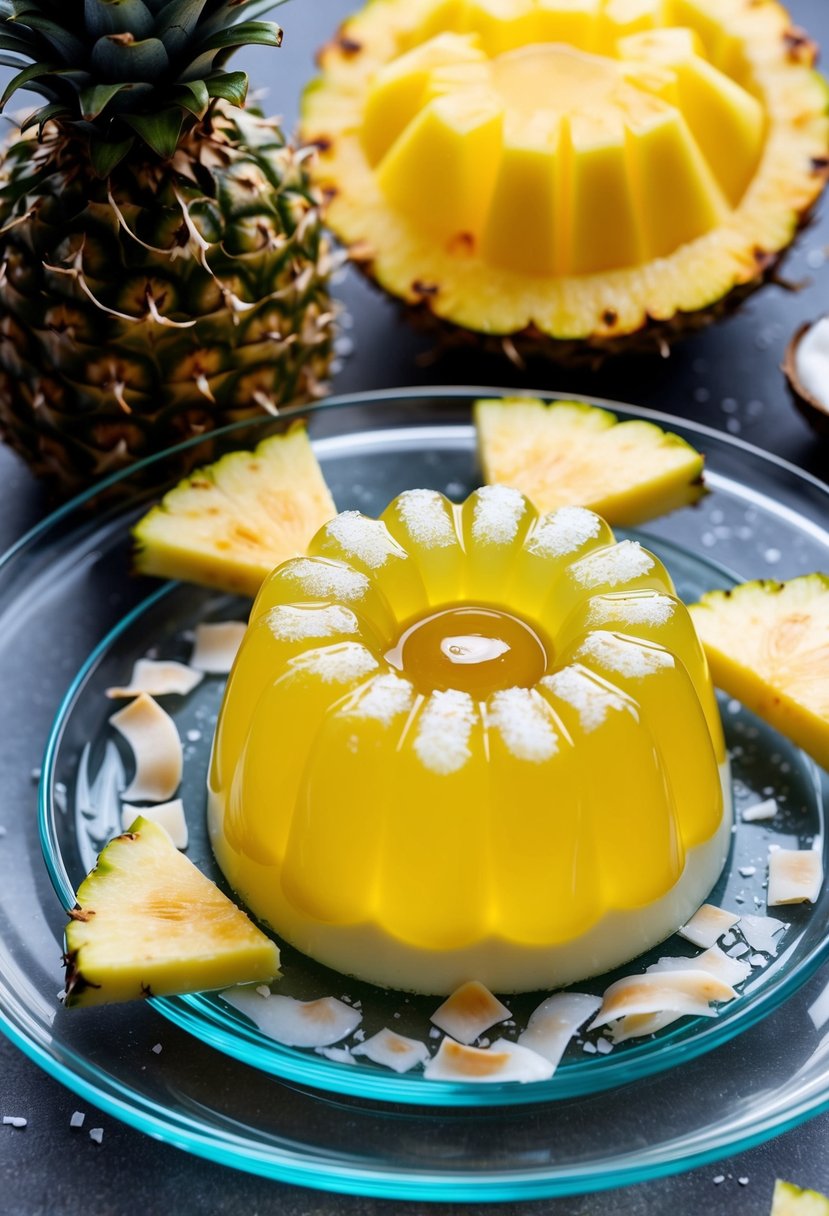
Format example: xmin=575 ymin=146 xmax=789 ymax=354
xmin=475 ymin=398 xmax=705 ymax=526
xmin=689 ymin=575 xmax=829 ymax=771
xmin=133 ymin=425 xmax=336 ymax=598
xmin=64 ymin=818 xmax=280 ymax=1008
xmin=772 ymin=1180 xmax=829 ymax=1215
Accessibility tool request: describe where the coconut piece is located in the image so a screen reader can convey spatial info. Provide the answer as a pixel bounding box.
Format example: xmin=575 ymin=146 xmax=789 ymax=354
xmin=221 ymin=989 xmax=361 ymax=1048
xmin=677 ymin=903 xmax=740 ymax=949
xmin=121 ymin=799 xmax=188 ymax=849
xmin=589 ymin=970 xmax=737 ymax=1031
xmin=430 ymin=980 xmax=511 ymax=1045
xmin=109 ymin=693 xmax=182 ymax=802
xmin=423 ymin=1037 xmax=553 ymax=1083
xmin=783 ymin=317 xmax=829 ymax=438
xmin=737 ymin=913 xmax=790 ymax=955
xmin=609 ymin=1010 xmax=681 ymax=1044
xmin=768 ymin=847 xmax=824 ymax=905
xmin=517 ymin=993 xmax=602 ymax=1066
xmin=352 ymin=1028 xmax=430 ymax=1074
xmin=317 ymin=1046 xmax=356 ymax=1065
xmin=106 ymin=659 xmax=203 ymax=699
xmin=742 ymin=798 xmax=778 ymax=823
xmin=190 ymin=622 xmax=247 ymax=674
xmin=648 ymin=946 xmax=751 ymax=988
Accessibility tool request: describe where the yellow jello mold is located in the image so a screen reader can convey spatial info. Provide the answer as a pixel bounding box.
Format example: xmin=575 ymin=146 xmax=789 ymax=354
xmin=208 ymin=488 xmax=731 ymax=994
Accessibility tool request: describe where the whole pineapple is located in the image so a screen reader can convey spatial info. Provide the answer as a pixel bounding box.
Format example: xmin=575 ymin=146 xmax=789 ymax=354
xmin=0 ymin=0 xmax=335 ymax=496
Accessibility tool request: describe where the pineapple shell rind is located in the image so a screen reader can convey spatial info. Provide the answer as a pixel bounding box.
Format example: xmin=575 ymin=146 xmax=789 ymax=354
xmin=689 ymin=574 xmax=829 ymax=771
xmin=0 ymin=106 xmax=336 ymax=497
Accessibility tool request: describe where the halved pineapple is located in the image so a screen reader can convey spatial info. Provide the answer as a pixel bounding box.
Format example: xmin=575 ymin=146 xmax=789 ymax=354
xmin=133 ymin=424 xmax=336 ymax=597
xmin=63 ymin=817 xmax=280 ymax=1007
xmin=475 ymin=397 xmax=704 ymax=524
xmin=772 ymin=1180 xmax=829 ymax=1215
xmin=689 ymin=575 xmax=829 ymax=769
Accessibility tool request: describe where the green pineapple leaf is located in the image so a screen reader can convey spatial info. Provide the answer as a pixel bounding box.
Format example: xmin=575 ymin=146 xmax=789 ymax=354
xmin=90 ymin=33 xmax=169 ymax=80
xmin=89 ymin=132 xmax=134 ymax=177
xmin=203 ymin=69 xmax=246 ymax=105
xmin=84 ymin=0 xmax=155 ymax=39
xmin=0 ymin=59 xmax=57 ymax=108
xmin=80 ymin=80 xmax=135 ymax=119
xmin=123 ymin=108 xmax=183 ymax=158
xmin=172 ymin=79 xmax=209 ymax=117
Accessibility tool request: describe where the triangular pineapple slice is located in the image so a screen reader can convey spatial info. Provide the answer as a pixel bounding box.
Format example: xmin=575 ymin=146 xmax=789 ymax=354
xmin=63 ymin=818 xmax=280 ymax=1007
xmin=475 ymin=397 xmax=705 ymax=526
xmin=133 ymin=424 xmax=336 ymax=597
xmin=772 ymin=1180 xmax=829 ymax=1215
xmin=689 ymin=575 xmax=829 ymax=770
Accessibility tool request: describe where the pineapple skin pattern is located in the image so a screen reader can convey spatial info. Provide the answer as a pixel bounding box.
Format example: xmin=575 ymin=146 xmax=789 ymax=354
xmin=0 ymin=5 xmax=335 ymax=496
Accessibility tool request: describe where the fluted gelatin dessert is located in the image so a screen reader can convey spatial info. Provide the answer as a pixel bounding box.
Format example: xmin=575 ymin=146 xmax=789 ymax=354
xmin=208 ymin=487 xmax=731 ymax=993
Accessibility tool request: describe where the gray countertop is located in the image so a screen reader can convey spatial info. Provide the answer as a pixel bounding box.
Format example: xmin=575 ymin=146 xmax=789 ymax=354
xmin=2 ymin=1 xmax=829 ymax=1211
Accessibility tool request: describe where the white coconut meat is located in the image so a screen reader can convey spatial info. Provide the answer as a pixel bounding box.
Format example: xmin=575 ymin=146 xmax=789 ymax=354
xmin=221 ymin=990 xmax=361 ymax=1047
xmin=737 ymin=913 xmax=790 ymax=955
xmin=109 ymin=693 xmax=182 ymax=801
xmin=423 ymin=1037 xmax=553 ymax=1083
xmin=517 ymin=993 xmax=602 ymax=1066
xmin=767 ymin=847 xmax=824 ymax=905
xmin=589 ymin=970 xmax=737 ymax=1031
xmin=677 ymin=903 xmax=740 ymax=949
xmin=352 ymin=1028 xmax=430 ymax=1074
xmin=106 ymin=659 xmax=203 ymax=699
xmin=121 ymin=799 xmax=188 ymax=849
xmin=190 ymin=621 xmax=247 ymax=674
xmin=742 ymin=798 xmax=778 ymax=823
xmin=649 ymin=946 xmax=751 ymax=989
xmin=430 ymin=980 xmax=511 ymax=1045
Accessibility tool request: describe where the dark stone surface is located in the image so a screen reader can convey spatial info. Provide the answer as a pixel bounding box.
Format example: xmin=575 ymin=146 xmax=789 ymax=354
xmin=2 ymin=0 xmax=829 ymax=1211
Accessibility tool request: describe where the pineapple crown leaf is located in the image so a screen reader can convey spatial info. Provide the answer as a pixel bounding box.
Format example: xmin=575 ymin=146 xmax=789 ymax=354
xmin=1 ymin=0 xmax=286 ymax=166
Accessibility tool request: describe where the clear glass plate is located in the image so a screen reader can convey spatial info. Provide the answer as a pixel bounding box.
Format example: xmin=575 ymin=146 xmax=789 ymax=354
xmin=2 ymin=388 xmax=829 ymax=1199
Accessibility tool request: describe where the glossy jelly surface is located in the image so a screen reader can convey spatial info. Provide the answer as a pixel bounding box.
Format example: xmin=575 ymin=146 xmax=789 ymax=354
xmin=209 ymin=487 xmax=730 ymax=993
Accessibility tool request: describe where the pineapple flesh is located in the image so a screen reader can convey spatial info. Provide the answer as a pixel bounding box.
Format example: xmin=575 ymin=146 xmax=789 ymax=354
xmin=0 ymin=0 xmax=335 ymax=495
xmin=689 ymin=575 xmax=829 ymax=770
xmin=772 ymin=1181 xmax=829 ymax=1216
xmin=133 ymin=424 xmax=336 ymax=596
xmin=475 ymin=397 xmax=704 ymax=525
xmin=64 ymin=817 xmax=280 ymax=1007
xmin=302 ymin=0 xmax=829 ymax=360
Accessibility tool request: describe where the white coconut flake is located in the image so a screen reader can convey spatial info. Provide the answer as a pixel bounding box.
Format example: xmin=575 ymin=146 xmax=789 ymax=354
xmin=89 ymin=1128 xmax=104 ymax=1144
xmin=346 ymin=673 xmax=415 ymax=725
xmin=2 ymin=1117 xmax=26 ymax=1128
xmin=742 ymin=797 xmax=778 ymax=823
xmin=221 ymin=989 xmax=361 ymax=1048
xmin=678 ymin=904 xmax=740 ymax=949
xmin=423 ymin=1037 xmax=553 ymax=1083
xmin=106 ymin=658 xmax=203 ymax=699
xmin=70 ymin=1111 xmax=85 ymax=1129
xmin=267 ymin=603 xmax=359 ymax=642
xmin=609 ymin=1010 xmax=681 ymax=1043
xmin=430 ymin=981 xmax=511 ymax=1045
xmin=570 ymin=540 xmax=654 ymax=589
xmin=289 ymin=642 xmax=379 ymax=685
xmin=316 ymin=1046 xmax=356 ymax=1065
xmin=325 ymin=512 xmax=405 ymax=568
xmin=736 ymin=913 xmax=789 ymax=955
xmin=648 ymin=946 xmax=751 ymax=989
xmin=283 ymin=557 xmax=370 ymax=601
xmin=808 ymin=978 xmax=829 ymax=1029
xmin=414 ymin=689 xmax=476 ymax=775
xmin=586 ymin=592 xmax=675 ymax=629
xmin=589 ymin=969 xmax=737 ymax=1030
xmin=739 ymin=865 xmax=756 ymax=878
xmin=526 ymin=507 xmax=601 ymax=558
xmin=728 ymin=942 xmax=750 ymax=959
xmin=488 ymin=688 xmax=557 ymax=762
xmin=121 ymin=799 xmax=188 ymax=849
xmin=190 ymin=621 xmax=246 ymax=674
xmin=541 ymin=665 xmax=625 ymax=733
xmin=353 ymin=1028 xmax=431 ymax=1074
xmin=768 ymin=847 xmax=823 ymax=905
xmin=109 ymin=693 xmax=182 ymax=802
xmin=595 ymin=1038 xmax=613 ymax=1055
xmin=576 ymin=631 xmax=672 ymax=679
xmin=396 ymin=489 xmax=457 ymax=548
xmin=471 ymin=485 xmax=527 ymax=546
xmin=517 ymin=993 xmax=602 ymax=1065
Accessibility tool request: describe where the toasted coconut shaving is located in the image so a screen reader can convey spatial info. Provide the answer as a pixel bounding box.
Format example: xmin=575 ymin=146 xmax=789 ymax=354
xmin=768 ymin=847 xmax=823 ymax=905
xmin=738 ymin=913 xmax=789 ymax=955
xmin=352 ymin=1028 xmax=430 ymax=1074
xmin=221 ymin=989 xmax=361 ymax=1047
xmin=678 ymin=903 xmax=740 ymax=949
xmin=517 ymin=993 xmax=602 ymax=1066
xmin=423 ymin=1037 xmax=553 ymax=1083
xmin=190 ymin=622 xmax=247 ymax=674
xmin=430 ymin=980 xmax=511 ymax=1045
xmin=109 ymin=693 xmax=182 ymax=802
xmin=649 ymin=946 xmax=751 ymax=989
xmin=589 ymin=970 xmax=737 ymax=1031
xmin=106 ymin=659 xmax=203 ymax=699
xmin=609 ymin=1010 xmax=682 ymax=1044
xmin=121 ymin=799 xmax=188 ymax=849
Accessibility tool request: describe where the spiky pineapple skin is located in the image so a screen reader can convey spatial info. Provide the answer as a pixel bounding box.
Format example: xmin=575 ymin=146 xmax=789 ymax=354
xmin=0 ymin=104 xmax=335 ymax=497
